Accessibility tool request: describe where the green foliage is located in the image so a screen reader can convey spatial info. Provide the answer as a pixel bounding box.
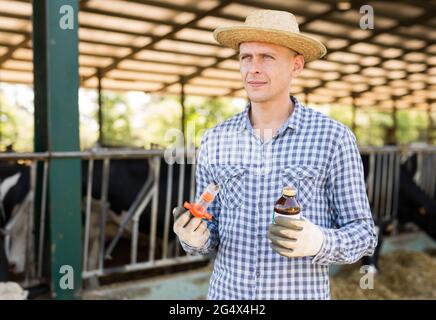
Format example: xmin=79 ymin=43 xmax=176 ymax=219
xmin=0 ymin=101 xmax=19 ymax=147
xmin=184 ymin=97 xmax=245 ymax=147
xmin=100 ymin=92 xmax=135 ymax=147
xmin=1 ymin=84 xmax=434 ymax=151
xmin=327 ymin=105 xmax=435 ymax=146
xmin=0 ymin=88 xmax=34 ymax=152
xmin=396 ymin=110 xmax=429 ymax=144
xmin=78 ymin=92 xmax=244 ymax=149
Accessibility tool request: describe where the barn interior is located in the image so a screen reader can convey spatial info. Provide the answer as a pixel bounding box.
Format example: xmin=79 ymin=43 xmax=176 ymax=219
xmin=0 ymin=0 xmax=435 ymax=300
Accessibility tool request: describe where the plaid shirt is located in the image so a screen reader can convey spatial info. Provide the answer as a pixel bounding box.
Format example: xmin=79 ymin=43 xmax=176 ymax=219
xmin=181 ymin=96 xmax=377 ymax=300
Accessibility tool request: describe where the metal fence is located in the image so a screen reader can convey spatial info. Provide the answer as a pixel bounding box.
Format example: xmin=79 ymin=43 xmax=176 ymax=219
xmin=1 ymin=145 xmax=435 ymax=287
xmin=0 ymin=149 xmax=208 ymax=287
xmin=360 ymin=146 xmax=402 ymax=224
xmin=79 ymin=149 xmax=209 ymax=279
xmin=411 ymin=147 xmax=436 ymax=199
xmin=360 ymin=145 xmax=436 ymax=224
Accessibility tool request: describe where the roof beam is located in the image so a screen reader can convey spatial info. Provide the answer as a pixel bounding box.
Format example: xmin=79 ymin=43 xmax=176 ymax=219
xmin=81 ymin=0 xmax=234 ymax=82
xmin=304 ymin=7 xmax=436 ymax=99
xmin=2 ymin=0 xmax=435 ymax=106
xmin=130 ymin=0 xmax=434 ymax=43
xmin=225 ymin=3 xmax=435 ymax=102
xmin=0 ymin=37 xmax=29 ymax=66
xmin=0 ymin=0 xmax=91 ymax=68
xmin=0 ymin=4 xmax=431 ymax=63
xmin=0 ymin=40 xmax=238 ymax=72
xmin=6 ymin=0 xmax=434 ymax=44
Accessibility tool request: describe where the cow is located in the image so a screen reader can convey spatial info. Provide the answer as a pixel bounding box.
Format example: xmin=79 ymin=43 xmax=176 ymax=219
xmin=360 ymin=152 xmax=436 ymax=273
xmin=0 ymin=164 xmax=30 ymax=277
xmin=81 ymin=157 xmax=193 ymax=259
xmin=360 ymin=153 xmax=382 ymax=273
xmin=396 ymin=157 xmax=436 ymax=240
xmin=0 ymin=156 xmax=194 ymax=283
xmin=0 ymin=237 xmax=8 ymax=282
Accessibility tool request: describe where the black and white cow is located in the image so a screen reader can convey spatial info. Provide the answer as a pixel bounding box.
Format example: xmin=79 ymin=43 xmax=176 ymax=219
xmin=0 ymin=157 xmax=194 ymax=280
xmin=396 ymin=156 xmax=436 ymax=240
xmin=360 ymin=152 xmax=436 ymax=273
xmin=0 ymin=237 xmax=8 ymax=282
xmin=0 ymin=164 xmax=30 ymax=279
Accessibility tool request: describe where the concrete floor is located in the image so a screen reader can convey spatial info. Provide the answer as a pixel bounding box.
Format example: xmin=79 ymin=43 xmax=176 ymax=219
xmin=82 ymin=265 xmax=212 ymax=300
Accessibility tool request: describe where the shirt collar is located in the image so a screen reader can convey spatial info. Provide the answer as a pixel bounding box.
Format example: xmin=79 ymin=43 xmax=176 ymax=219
xmin=237 ymin=95 xmax=303 ymax=133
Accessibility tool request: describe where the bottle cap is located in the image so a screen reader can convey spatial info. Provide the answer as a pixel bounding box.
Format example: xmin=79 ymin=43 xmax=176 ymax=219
xmin=201 ymin=192 xmax=214 ymax=202
xmin=283 ymin=186 xmax=297 ymax=197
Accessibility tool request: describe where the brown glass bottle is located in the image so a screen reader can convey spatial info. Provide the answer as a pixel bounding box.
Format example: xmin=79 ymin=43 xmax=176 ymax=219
xmin=273 ymin=186 xmax=301 ymax=221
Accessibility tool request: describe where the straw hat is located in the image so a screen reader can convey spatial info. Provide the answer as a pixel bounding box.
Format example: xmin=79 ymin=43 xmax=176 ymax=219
xmin=213 ymin=10 xmax=327 ymax=62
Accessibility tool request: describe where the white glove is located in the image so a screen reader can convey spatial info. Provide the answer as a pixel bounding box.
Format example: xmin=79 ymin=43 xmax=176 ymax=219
xmin=173 ymin=207 xmax=210 ymax=248
xmin=268 ymin=216 xmax=324 ymax=258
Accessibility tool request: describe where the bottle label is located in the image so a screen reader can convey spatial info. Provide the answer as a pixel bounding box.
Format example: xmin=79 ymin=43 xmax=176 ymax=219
xmin=273 ymin=212 xmax=301 ymax=223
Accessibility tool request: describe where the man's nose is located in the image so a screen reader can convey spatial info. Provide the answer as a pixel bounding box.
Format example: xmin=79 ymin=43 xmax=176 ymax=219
xmin=248 ymin=59 xmax=262 ymax=74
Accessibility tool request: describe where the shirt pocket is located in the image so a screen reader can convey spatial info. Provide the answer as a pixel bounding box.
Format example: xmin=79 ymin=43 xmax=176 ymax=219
xmin=214 ymin=165 xmax=246 ymax=209
xmin=281 ymin=165 xmax=321 ymax=212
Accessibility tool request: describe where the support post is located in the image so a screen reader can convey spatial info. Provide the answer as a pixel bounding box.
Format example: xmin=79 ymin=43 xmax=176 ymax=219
xmin=180 ymin=76 xmax=186 ymax=153
xmin=32 ymin=0 xmax=82 ymax=300
xmin=97 ymin=68 xmax=103 ymax=147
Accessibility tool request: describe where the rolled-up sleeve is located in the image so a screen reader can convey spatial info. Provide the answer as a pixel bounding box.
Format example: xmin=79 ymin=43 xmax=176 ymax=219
xmin=180 ymin=130 xmax=221 ymax=255
xmin=312 ymin=128 xmax=378 ymax=265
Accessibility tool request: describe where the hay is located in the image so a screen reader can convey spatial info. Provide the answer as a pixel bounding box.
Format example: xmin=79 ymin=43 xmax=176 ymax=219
xmin=331 ymin=250 xmax=436 ymax=299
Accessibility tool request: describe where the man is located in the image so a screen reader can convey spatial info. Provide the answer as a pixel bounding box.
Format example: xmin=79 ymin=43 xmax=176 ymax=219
xmin=173 ymin=10 xmax=377 ymax=300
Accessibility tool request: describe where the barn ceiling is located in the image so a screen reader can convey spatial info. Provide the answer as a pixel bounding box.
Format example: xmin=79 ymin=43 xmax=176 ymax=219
xmin=0 ymin=0 xmax=435 ymax=111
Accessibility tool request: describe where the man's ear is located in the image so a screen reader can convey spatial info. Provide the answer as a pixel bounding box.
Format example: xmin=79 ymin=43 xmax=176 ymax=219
xmin=291 ymin=55 xmax=305 ymax=77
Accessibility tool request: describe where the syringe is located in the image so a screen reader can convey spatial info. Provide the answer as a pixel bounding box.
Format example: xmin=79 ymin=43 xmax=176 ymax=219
xmin=183 ymin=183 xmax=219 ymax=220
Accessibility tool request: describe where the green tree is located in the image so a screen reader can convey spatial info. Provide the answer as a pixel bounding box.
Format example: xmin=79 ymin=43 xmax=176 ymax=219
xmin=184 ymin=97 xmax=245 ymax=147
xmin=0 ymin=101 xmax=19 ymax=149
xmin=140 ymin=95 xmax=244 ymax=148
xmin=0 ymin=88 xmax=34 ymax=152
xmin=328 ymin=105 xmax=434 ymax=146
xmin=100 ymin=92 xmax=136 ymax=147
xmin=396 ymin=110 xmax=429 ymax=145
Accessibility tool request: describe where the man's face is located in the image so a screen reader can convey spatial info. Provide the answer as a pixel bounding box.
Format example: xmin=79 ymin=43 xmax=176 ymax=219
xmin=239 ymin=42 xmax=304 ymax=103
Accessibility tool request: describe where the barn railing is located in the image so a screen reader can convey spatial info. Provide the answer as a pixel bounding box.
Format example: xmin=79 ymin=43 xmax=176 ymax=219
xmin=359 ymin=145 xmax=436 ymax=224
xmin=0 ymin=148 xmax=209 ymax=287
xmin=360 ymin=146 xmax=402 ymax=224
xmin=408 ymin=147 xmax=436 ymax=198
xmin=1 ymin=145 xmax=435 ymax=288
xmin=76 ymin=148 xmax=209 ymax=280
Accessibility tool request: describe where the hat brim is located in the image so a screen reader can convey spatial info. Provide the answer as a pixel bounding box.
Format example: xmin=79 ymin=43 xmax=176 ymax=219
xmin=213 ymin=26 xmax=327 ymax=63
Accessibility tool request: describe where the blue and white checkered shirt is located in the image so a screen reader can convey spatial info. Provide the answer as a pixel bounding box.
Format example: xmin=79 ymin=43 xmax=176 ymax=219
xmin=181 ymin=96 xmax=377 ymax=300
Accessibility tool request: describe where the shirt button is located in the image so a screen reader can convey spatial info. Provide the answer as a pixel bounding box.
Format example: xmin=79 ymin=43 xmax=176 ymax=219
xmin=256 ymin=271 xmax=261 ymax=277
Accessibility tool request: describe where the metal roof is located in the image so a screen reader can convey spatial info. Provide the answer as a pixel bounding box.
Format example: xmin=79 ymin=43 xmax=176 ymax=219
xmin=0 ymin=0 xmax=435 ymax=110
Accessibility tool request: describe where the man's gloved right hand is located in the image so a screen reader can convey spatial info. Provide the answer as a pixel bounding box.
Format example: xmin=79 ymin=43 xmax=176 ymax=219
xmin=173 ymin=207 xmax=210 ymax=248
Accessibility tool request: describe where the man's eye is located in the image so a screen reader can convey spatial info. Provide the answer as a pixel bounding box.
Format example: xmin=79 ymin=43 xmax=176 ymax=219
xmin=264 ymin=55 xmax=274 ymax=60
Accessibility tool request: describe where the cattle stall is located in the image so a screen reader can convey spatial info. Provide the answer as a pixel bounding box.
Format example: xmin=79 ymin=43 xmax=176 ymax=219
xmin=0 ymin=149 xmax=210 ymax=298
xmin=361 ymin=145 xmax=436 ymax=223
xmin=1 ymin=145 xmax=436 ymax=299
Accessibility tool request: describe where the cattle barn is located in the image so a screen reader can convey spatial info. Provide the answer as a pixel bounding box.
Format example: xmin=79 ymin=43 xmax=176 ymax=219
xmin=0 ymin=0 xmax=435 ymax=300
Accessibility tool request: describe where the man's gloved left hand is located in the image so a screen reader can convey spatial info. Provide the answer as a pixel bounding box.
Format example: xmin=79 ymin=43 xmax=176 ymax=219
xmin=268 ymin=216 xmax=325 ymax=258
